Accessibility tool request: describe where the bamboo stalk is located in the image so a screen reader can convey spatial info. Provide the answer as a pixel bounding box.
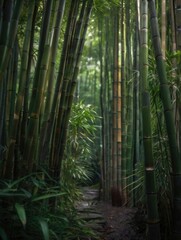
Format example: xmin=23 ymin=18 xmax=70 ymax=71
xmin=0 ymin=0 xmax=23 ymax=85
xmin=111 ymin=6 xmax=120 ymax=206
xmin=3 ymin=1 xmax=33 ymax=178
xmin=39 ymin=0 xmax=66 ymax=165
xmin=140 ymin=1 xmax=161 ymax=239
xmin=121 ymin=0 xmax=127 ymax=205
xmin=51 ymin=0 xmax=93 ymax=180
xmin=175 ymin=0 xmax=181 ymax=50
xmin=49 ymin=0 xmax=80 ymax=179
xmin=148 ymin=1 xmax=181 ymax=238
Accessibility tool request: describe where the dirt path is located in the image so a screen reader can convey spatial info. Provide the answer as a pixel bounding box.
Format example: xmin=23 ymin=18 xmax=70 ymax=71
xmin=76 ymin=187 xmax=146 ymax=240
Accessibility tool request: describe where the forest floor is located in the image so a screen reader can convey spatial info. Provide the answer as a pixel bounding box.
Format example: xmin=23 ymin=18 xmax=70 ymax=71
xmin=76 ymin=187 xmax=146 ymax=240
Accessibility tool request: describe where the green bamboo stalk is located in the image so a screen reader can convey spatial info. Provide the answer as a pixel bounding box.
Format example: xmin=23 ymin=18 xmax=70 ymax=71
xmin=174 ymin=1 xmax=181 ymax=158
xmin=49 ymin=0 xmax=80 ymax=178
xmin=121 ymin=0 xmax=127 ymax=205
xmin=51 ymin=0 xmax=93 ymax=180
xmin=0 ymin=1 xmax=13 ymax=149
xmin=4 ymin=0 xmax=36 ymax=179
xmin=148 ymin=0 xmax=181 ymax=238
xmin=0 ymin=0 xmax=13 ymax=83
xmin=29 ymin=0 xmax=53 ymax=113
xmin=20 ymin=3 xmax=38 ymax=156
xmin=111 ymin=7 xmax=120 ymax=206
xmin=55 ymin=0 xmax=82 ymax=129
xmin=24 ymin=1 xmax=57 ymax=172
xmin=140 ymin=1 xmax=161 ymax=239
xmin=125 ymin=0 xmax=134 ymax=205
xmin=161 ymin=0 xmax=166 ymax=58
xmin=175 ymin=0 xmax=181 ymax=50
xmin=0 ymin=0 xmax=23 ymax=84
xmin=98 ymin=17 xmax=105 ymax=198
xmin=0 ymin=0 xmax=4 ymax=35
xmin=104 ymin=17 xmax=112 ymax=201
xmin=0 ymin=73 xmax=7 ymax=173
xmin=6 ymin=49 xmax=14 ymax=140
xmin=39 ymin=0 xmax=66 ymax=165
xmin=8 ymin=40 xmax=18 ymax=138
xmin=112 ymin=9 xmax=118 ymax=192
xmin=132 ymin=0 xmax=140 ymax=205
xmin=53 ymin=0 xmax=86 ymax=171
xmin=169 ymin=0 xmax=177 ymax=53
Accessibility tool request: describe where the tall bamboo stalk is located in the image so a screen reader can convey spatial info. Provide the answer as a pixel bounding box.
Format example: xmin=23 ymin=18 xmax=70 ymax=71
xmin=50 ymin=0 xmax=93 ymax=180
xmin=4 ymin=0 xmax=36 ymax=179
xmin=60 ymin=0 xmax=93 ymax=160
xmin=161 ymin=0 xmax=166 ymax=58
xmin=98 ymin=17 xmax=105 ymax=198
xmin=148 ymin=0 xmax=181 ymax=238
xmin=23 ymin=0 xmax=56 ymax=172
xmin=20 ymin=3 xmax=38 ymax=157
xmin=29 ymin=0 xmax=53 ymax=113
xmin=140 ymin=1 xmax=161 ymax=239
xmin=132 ymin=0 xmax=140 ymax=205
xmin=0 ymin=0 xmax=4 ymax=35
xmin=121 ymin=0 xmax=127 ymax=205
xmin=175 ymin=0 xmax=181 ymax=50
xmin=111 ymin=6 xmax=121 ymax=206
xmin=125 ymin=0 xmax=134 ymax=205
xmin=104 ymin=16 xmax=112 ymax=200
xmin=0 ymin=0 xmax=23 ymax=85
xmin=39 ymin=0 xmax=66 ymax=165
xmin=174 ymin=0 xmax=181 ymax=161
xmin=49 ymin=0 xmax=81 ymax=179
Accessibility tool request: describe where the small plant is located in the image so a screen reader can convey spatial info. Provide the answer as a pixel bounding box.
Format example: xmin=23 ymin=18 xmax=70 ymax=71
xmin=61 ymin=101 xmax=99 ymax=207
xmin=0 ymin=171 xmax=96 ymax=240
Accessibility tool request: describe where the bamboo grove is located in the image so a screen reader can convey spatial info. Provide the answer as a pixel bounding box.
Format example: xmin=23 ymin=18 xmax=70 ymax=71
xmin=79 ymin=0 xmax=181 ymax=239
xmin=0 ymin=0 xmax=181 ymax=240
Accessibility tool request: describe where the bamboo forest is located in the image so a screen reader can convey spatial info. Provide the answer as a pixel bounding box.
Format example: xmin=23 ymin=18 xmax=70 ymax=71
xmin=0 ymin=0 xmax=181 ymax=239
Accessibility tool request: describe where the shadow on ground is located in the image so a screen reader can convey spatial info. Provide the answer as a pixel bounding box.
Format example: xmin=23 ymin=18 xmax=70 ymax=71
xmin=76 ymin=187 xmax=146 ymax=240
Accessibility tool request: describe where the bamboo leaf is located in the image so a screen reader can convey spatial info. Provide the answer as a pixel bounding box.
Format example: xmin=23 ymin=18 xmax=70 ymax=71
xmin=0 ymin=227 xmax=8 ymax=240
xmin=31 ymin=192 xmax=66 ymax=202
xmin=20 ymin=188 xmax=32 ymax=198
xmin=0 ymin=192 xmax=28 ymax=197
xmin=38 ymin=219 xmax=49 ymax=240
xmin=15 ymin=203 xmax=26 ymax=228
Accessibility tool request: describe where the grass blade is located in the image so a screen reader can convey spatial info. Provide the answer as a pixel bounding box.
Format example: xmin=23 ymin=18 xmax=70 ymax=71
xmin=15 ymin=203 xmax=26 ymax=228
xmin=32 ymin=192 xmax=66 ymax=202
xmin=39 ymin=219 xmax=49 ymax=240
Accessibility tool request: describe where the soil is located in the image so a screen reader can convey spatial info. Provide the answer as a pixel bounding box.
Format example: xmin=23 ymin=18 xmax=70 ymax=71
xmin=76 ymin=187 xmax=146 ymax=240
xmin=97 ymin=202 xmax=146 ymax=240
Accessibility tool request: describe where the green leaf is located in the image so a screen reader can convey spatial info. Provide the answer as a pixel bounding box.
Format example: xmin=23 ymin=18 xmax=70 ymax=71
xmin=0 ymin=227 xmax=8 ymax=240
xmin=39 ymin=219 xmax=49 ymax=240
xmin=15 ymin=203 xmax=26 ymax=228
xmin=20 ymin=188 xmax=32 ymax=198
xmin=31 ymin=192 xmax=66 ymax=202
xmin=0 ymin=192 xmax=27 ymax=198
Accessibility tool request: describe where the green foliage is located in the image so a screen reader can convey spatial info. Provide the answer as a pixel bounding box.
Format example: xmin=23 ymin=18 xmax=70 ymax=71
xmin=61 ymin=101 xmax=99 ymax=208
xmin=15 ymin=203 xmax=26 ymax=228
xmin=65 ymin=101 xmax=99 ymax=184
xmin=145 ymin=52 xmax=174 ymax=238
xmin=0 ymin=171 xmax=96 ymax=240
xmin=93 ymin=0 xmax=120 ymax=13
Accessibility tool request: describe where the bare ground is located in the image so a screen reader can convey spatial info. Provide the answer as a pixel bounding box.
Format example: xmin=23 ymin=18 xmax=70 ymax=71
xmin=76 ymin=187 xmax=146 ymax=240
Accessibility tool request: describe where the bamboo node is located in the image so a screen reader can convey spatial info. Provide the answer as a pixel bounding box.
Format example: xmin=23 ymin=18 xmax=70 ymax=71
xmin=14 ymin=113 xmax=19 ymax=120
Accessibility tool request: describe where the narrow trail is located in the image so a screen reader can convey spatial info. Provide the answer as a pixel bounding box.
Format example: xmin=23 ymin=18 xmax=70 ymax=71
xmin=76 ymin=187 xmax=146 ymax=240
